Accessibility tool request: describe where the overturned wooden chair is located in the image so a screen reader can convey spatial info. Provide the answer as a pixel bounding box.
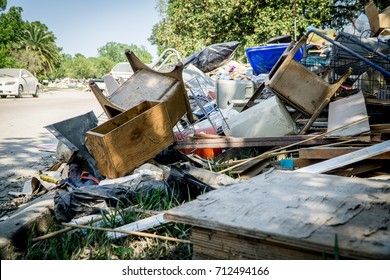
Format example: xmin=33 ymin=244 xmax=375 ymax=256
xmin=264 ymin=35 xmax=352 ymax=134
xmin=89 ymin=49 xmax=194 ymax=125
xmin=86 ymin=50 xmax=195 ymax=178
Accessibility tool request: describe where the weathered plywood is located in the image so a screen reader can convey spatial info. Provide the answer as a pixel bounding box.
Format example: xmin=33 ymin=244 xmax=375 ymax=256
xmin=165 ymin=170 xmax=390 ymax=259
xmin=327 ymin=91 xmax=370 ymax=137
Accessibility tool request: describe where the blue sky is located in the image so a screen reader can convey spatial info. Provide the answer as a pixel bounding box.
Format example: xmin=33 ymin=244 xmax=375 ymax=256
xmin=7 ymin=0 xmax=160 ymax=59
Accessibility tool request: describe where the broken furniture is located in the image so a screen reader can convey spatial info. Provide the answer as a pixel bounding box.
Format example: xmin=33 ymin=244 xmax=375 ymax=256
xmin=86 ymin=101 xmax=174 ymax=178
xmin=165 ymin=170 xmax=390 ymax=259
xmin=264 ymin=35 xmax=352 ymax=134
xmin=365 ymin=1 xmax=390 ymax=36
xmin=89 ymin=49 xmax=194 ymax=124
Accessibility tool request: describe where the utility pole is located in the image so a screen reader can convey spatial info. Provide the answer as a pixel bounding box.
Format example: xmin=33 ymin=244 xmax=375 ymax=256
xmin=294 ymin=0 xmax=297 ymax=41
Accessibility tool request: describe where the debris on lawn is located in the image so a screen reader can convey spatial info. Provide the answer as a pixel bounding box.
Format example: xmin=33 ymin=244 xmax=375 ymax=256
xmin=1 ymin=1 xmax=390 ymax=260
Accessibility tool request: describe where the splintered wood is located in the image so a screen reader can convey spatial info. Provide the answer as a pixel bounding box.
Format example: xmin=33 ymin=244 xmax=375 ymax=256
xmin=165 ymin=170 xmax=390 ymax=259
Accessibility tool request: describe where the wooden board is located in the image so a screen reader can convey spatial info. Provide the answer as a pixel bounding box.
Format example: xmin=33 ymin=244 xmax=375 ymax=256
xmin=165 ymin=170 xmax=390 ymax=259
xmin=327 ymin=91 xmax=370 ymax=137
xmin=296 ymin=140 xmax=390 ymax=173
xmin=299 ymin=147 xmax=390 ymax=159
xmin=191 ymin=227 xmax=325 ymax=260
xmin=173 ymin=135 xmax=337 ymax=150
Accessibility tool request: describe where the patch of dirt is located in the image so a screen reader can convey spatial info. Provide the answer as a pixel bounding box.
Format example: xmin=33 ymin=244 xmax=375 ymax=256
xmin=0 ymin=154 xmax=58 ymax=202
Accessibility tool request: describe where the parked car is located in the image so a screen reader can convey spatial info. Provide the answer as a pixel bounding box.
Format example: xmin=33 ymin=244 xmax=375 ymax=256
xmin=109 ymin=62 xmax=134 ymax=83
xmin=0 ymin=68 xmax=39 ymax=98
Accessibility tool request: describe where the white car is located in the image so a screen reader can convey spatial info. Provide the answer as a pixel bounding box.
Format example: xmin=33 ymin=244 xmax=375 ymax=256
xmin=109 ymin=62 xmax=134 ymax=83
xmin=0 ymin=68 xmax=39 ymax=98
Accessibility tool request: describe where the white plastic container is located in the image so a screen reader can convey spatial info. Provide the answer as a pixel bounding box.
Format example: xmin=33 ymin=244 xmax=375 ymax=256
xmin=216 ymin=80 xmax=254 ymax=109
xmin=223 ymin=96 xmax=297 ymax=137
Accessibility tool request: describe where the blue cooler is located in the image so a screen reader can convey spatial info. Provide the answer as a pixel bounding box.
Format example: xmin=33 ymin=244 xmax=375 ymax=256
xmin=246 ymin=43 xmax=304 ymax=75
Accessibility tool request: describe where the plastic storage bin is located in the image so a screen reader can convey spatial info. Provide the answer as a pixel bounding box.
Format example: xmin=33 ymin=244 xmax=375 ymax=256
xmin=246 ymin=43 xmax=304 ymax=75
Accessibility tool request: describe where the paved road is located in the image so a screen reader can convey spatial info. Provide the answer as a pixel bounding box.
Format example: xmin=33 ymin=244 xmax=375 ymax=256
xmin=0 ymin=89 xmax=105 ymax=200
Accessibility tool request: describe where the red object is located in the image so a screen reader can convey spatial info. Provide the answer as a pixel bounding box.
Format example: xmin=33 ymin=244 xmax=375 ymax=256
xmin=175 ymin=126 xmax=223 ymax=159
xmin=80 ymin=171 xmax=100 ymax=185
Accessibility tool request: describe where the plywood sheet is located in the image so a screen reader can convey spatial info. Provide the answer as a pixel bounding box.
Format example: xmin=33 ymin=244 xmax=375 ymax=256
xmin=165 ymin=170 xmax=390 ymax=259
xmin=327 ymin=91 xmax=370 ymax=137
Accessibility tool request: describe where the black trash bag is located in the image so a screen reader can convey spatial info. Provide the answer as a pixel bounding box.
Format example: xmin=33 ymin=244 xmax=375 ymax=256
xmin=54 ymin=181 xmax=170 ymax=222
xmin=154 ymin=147 xmax=191 ymax=166
xmin=183 ymin=41 xmax=240 ymax=73
xmin=167 ymin=165 xmax=215 ymax=202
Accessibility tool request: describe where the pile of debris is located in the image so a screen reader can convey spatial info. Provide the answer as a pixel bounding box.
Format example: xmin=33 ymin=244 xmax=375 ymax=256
xmin=1 ymin=1 xmax=390 ymax=260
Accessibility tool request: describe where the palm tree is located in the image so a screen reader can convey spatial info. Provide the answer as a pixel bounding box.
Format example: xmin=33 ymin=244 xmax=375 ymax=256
xmin=16 ymin=22 xmax=61 ymax=74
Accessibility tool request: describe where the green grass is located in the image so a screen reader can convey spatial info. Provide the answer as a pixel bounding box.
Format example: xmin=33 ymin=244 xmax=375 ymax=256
xmin=21 ymin=189 xmax=192 ymax=260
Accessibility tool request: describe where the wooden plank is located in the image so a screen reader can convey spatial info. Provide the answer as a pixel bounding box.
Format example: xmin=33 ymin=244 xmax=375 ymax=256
xmin=330 ymin=160 xmax=386 ymax=177
xmin=107 ymin=213 xmax=168 ymax=239
xmin=191 ymin=227 xmax=326 ymax=260
xmin=296 ymin=140 xmax=390 ymax=174
xmin=165 ymin=170 xmax=390 ymax=259
xmin=299 ymin=147 xmax=390 ymax=159
xmin=173 ymin=135 xmax=337 ymax=150
xmin=327 ymin=91 xmax=370 ymax=137
xmin=365 ymin=98 xmax=390 ymax=105
xmin=370 ymin=124 xmax=390 ymax=131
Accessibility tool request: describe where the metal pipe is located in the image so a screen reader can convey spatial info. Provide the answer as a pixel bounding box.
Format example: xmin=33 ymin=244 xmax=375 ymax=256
xmin=306 ymin=29 xmax=390 ymax=78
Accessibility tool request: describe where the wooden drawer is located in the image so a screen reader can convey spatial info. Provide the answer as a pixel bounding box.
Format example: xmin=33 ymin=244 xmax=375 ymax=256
xmin=86 ymin=101 xmax=174 ymax=178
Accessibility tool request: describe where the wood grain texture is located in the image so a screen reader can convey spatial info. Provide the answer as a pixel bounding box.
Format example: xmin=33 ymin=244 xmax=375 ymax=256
xmin=87 ymin=101 xmax=174 ymax=178
xmin=299 ymin=147 xmax=390 ymax=159
xmin=173 ymin=135 xmax=337 ymax=149
xmin=165 ymin=170 xmax=390 ymax=259
xmin=297 ymin=140 xmax=390 ymax=173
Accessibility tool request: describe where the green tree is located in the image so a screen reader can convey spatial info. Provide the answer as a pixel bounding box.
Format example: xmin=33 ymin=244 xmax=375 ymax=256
xmin=54 ymin=53 xmax=114 ymax=79
xmin=91 ymin=56 xmax=115 ymax=77
xmin=97 ymin=41 xmax=152 ymax=63
xmin=16 ymin=21 xmax=61 ymax=75
xmin=149 ymin=0 xmax=390 ymax=62
xmin=0 ymin=6 xmax=25 ymax=68
xmin=0 ymin=0 xmax=6 ymax=11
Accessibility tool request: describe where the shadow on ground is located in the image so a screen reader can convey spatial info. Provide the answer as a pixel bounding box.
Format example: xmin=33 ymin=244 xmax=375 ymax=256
xmin=0 ymin=132 xmax=58 ymax=201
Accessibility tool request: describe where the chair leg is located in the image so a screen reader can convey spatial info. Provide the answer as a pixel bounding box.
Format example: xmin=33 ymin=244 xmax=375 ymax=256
xmin=299 ymin=98 xmax=329 ymax=134
xmin=299 ymin=68 xmax=352 ymax=134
